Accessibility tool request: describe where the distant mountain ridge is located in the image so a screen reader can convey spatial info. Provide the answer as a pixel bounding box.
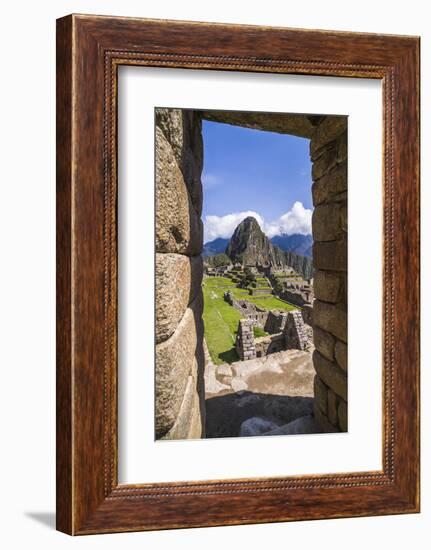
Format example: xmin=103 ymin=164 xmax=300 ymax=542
xmin=203 ymin=228 xmax=313 ymax=277
xmin=224 ymin=217 xmax=313 ymax=279
xmin=202 ymin=237 xmax=230 ymax=258
xmin=270 ymin=233 xmax=313 ymax=257
xmin=204 ymin=233 xmax=313 ymax=258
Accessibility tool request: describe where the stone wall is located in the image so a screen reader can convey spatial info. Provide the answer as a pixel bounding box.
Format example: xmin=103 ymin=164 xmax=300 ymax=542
xmin=235 ymin=309 xmax=312 ymax=360
xmin=249 ymin=288 xmax=272 ymax=296
xmin=264 ymin=310 xmax=288 ymax=334
xmin=225 ymin=291 xmax=292 ymax=336
xmin=255 ymin=333 xmax=285 ymax=357
xmin=302 ymin=304 xmax=313 ymax=326
xmin=310 ymin=117 xmax=348 ymax=433
xmin=285 ymin=310 xmax=311 ymax=352
xmin=224 ymin=291 xmax=269 ymax=328
xmin=235 ymin=319 xmax=257 ymax=360
xmin=155 ymin=108 xmax=206 ymax=440
xmin=279 ymin=289 xmax=310 ymax=307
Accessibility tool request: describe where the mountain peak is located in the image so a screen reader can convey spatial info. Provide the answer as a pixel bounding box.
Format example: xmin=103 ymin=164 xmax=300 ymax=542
xmin=225 ymin=219 xmax=313 ymax=278
xmin=226 ymin=216 xmax=274 ymax=266
xmin=236 ymin=216 xmax=263 ymax=233
xmin=242 ymin=215 xmax=260 ymax=225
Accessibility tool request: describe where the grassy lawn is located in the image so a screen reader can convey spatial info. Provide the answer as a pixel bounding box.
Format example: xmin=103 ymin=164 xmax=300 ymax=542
xmin=250 ymin=288 xmax=272 ymax=294
xmin=246 ymin=295 xmax=297 ymax=312
xmin=227 ymin=285 xmax=295 ymax=311
xmin=229 ymin=287 xmax=252 ymax=299
xmin=253 ymin=326 xmax=268 ymax=338
xmin=202 ymin=278 xmax=241 ymax=364
xmin=204 ymin=276 xmax=236 ymax=288
xmin=202 ymin=276 xmax=298 ymax=364
xmin=255 ymin=277 xmax=271 ymax=287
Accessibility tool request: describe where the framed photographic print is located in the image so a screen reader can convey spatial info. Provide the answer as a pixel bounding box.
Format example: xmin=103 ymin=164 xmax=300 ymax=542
xmin=56 ymin=14 xmax=420 ymax=534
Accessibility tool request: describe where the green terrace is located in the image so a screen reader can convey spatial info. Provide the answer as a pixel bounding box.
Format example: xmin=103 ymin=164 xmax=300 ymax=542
xmin=202 ymin=278 xmax=241 ymax=364
xmin=244 ymin=294 xmax=297 ymax=312
xmin=202 ymin=276 xmax=297 ymax=364
xmin=272 ymin=274 xmax=302 ymax=281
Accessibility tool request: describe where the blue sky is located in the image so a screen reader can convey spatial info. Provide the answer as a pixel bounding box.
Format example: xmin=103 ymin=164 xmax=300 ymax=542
xmin=202 ymin=119 xmax=313 ymax=243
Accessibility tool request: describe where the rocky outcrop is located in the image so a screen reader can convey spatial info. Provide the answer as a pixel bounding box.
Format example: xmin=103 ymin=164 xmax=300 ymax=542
xmin=283 ymin=251 xmax=313 ymax=279
xmin=226 ymin=216 xmax=271 ymax=264
xmin=226 ymin=216 xmax=313 ymax=278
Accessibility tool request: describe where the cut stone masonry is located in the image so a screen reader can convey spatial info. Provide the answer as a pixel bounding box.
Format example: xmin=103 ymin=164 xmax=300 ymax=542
xmin=155 ymin=108 xmax=348 ymax=438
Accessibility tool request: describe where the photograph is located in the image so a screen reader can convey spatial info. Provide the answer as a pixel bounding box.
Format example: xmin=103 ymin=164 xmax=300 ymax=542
xmin=0 ymin=0 xmax=424 ymax=543
xmin=155 ymin=107 xmax=348 ymax=440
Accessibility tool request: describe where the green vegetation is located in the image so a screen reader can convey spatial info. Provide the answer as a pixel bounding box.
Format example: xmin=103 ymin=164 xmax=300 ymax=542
xmin=219 ymin=282 xmax=295 ymax=311
xmin=205 ymin=253 xmax=232 ymax=267
xmin=202 ymin=275 xmax=297 ymax=364
xmin=202 ymin=278 xmax=240 ymax=365
xmin=228 ymin=287 xmax=252 ymax=299
xmin=251 ymin=287 xmax=272 ymax=291
xmin=204 ymin=276 xmax=236 ymax=288
xmin=246 ymin=295 xmax=296 ymax=312
xmin=253 ymin=326 xmax=268 ymax=338
xmin=238 ymin=267 xmax=256 ymax=289
xmin=272 ymin=278 xmax=283 ymax=294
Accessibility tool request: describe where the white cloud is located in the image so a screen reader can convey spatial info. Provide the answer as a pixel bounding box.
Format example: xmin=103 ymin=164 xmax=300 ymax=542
xmin=265 ymin=201 xmax=312 ymax=238
xmin=203 ymin=202 xmax=312 ymax=242
xmin=204 ymin=211 xmax=265 ymax=242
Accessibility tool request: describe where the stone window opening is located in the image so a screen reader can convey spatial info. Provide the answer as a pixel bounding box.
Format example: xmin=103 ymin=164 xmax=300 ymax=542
xmin=155 ymin=108 xmax=347 ymax=439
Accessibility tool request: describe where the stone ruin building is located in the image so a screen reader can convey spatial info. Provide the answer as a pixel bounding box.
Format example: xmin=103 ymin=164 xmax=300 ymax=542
xmin=205 ymin=264 xmax=232 ymax=277
xmin=278 ymin=280 xmax=314 ymax=307
xmin=224 ymin=289 xmax=313 ymax=357
xmin=235 ymin=320 xmax=257 ymax=361
xmin=233 ymin=299 xmax=313 ymax=361
xmin=252 ymin=264 xmax=315 ymax=308
xmin=155 ymin=108 xmax=348 ymax=438
xmin=224 ymin=290 xmax=268 ymax=326
xmin=224 ymin=290 xmax=312 ymax=360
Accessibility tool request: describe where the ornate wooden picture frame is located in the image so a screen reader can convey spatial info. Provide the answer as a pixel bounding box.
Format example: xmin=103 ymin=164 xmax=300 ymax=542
xmin=56 ymin=14 xmax=420 ymax=535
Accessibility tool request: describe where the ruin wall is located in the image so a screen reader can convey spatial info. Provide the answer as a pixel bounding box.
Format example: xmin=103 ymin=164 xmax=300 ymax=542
xmin=310 ymin=117 xmax=348 ymax=433
xmin=235 ymin=319 xmax=257 ymax=361
xmin=155 ymin=108 xmax=206 ymax=440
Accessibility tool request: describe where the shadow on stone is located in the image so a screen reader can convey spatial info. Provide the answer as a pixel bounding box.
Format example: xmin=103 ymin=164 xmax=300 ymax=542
xmin=218 ymin=348 xmax=239 ymax=364
xmin=192 ymin=291 xmax=206 ymax=438
xmin=205 ymin=391 xmax=315 ymax=438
